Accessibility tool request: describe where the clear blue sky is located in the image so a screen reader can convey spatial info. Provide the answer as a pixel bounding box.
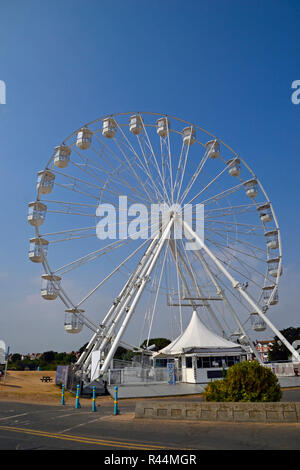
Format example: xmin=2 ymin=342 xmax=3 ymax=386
xmin=0 ymin=0 xmax=299 ymax=353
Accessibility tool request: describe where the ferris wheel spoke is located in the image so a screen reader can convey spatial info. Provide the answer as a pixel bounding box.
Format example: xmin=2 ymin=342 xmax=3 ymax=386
xmin=205 ymin=225 xmax=266 ymax=255
xmin=47 ymin=209 xmax=96 ymax=217
xmin=203 ymin=225 xmax=264 ymax=237
xmin=139 ymin=120 xmax=170 ymax=204
xmin=112 ymin=133 xmax=163 ymax=203
xmin=54 ymin=213 xmax=162 ymax=277
xmin=114 ymin=120 xmax=166 ymax=197
xmin=52 ymin=168 xmax=103 ymax=192
xmin=115 ymin=135 xmax=163 ymax=204
xmin=92 ymin=134 xmax=157 ymax=204
xmin=59 ymin=150 xmax=107 ymax=185
xmin=54 ymin=166 xmax=148 ymax=207
xmin=76 ymin=236 xmax=154 ymax=307
xmin=67 ymin=157 xmax=151 ymax=206
xmin=205 ymin=230 xmax=267 ymax=264
xmin=167 ymin=251 xmax=182 ymax=338
xmin=204 ymin=226 xmax=266 ymax=261
xmin=204 ymin=218 xmax=263 ymax=230
xmin=204 ymin=203 xmax=259 ymax=217
xmin=41 ymin=226 xmax=96 ymax=238
xmin=160 ymin=126 xmax=174 ymax=203
xmin=175 ymin=140 xmax=193 ymax=205
xmin=53 ymin=181 xmax=100 ymax=201
xmin=139 ymin=255 xmax=162 ymax=346
xmin=189 ymin=250 xmax=261 ymax=347
xmin=171 ymin=239 xmax=185 ymax=333
xmin=159 ymin=136 xmax=168 ymax=201
xmin=43 ymin=199 xmax=98 ymax=217
xmin=53 ymin=238 xmax=131 ymax=275
xmin=43 ymin=199 xmax=98 ymax=210
xmin=136 ymin=134 xmax=170 ymax=204
xmin=145 ymin=241 xmax=170 ymax=347
xmin=54 ymin=163 xmax=152 ymax=206
xmin=176 ymin=239 xmax=230 ymax=337
xmin=172 ymin=140 xmax=187 ymax=205
xmin=211 ymin=273 xmax=254 ymax=316
xmin=204 ymin=234 xmax=256 ymax=274
xmin=108 ymin=131 xmax=163 ymax=204
xmin=40 ymin=222 xmax=98 ymax=243
xmin=179 ymin=147 xmax=215 ymax=206
xmin=200 ymin=182 xmax=245 ymax=207
xmin=204 ymin=236 xmax=267 ymax=282
xmin=44 ymin=233 xmax=97 ymax=244
xmin=204 ymin=220 xmax=263 ymax=238
xmin=92 ymin=132 xmax=141 ymax=176
xmin=203 ymin=207 xmax=258 ymax=219
xmin=133 ymin=135 xmax=167 ymax=203
xmin=89 ymin=148 xmax=155 ymax=205
xmin=70 ymin=145 xmax=143 ymax=197
xmin=203 ymin=237 xmax=266 ymax=289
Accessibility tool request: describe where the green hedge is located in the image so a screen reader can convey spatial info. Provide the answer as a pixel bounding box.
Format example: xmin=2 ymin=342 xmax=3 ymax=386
xmin=203 ymin=360 xmax=282 ymax=402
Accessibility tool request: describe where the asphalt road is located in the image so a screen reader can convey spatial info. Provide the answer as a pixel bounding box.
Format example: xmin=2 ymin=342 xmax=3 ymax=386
xmin=0 ymin=391 xmax=299 ymax=453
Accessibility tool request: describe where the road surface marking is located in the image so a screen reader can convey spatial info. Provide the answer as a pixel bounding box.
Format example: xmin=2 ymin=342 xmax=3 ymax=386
xmin=0 ymin=413 xmax=28 ymax=421
xmin=0 ymin=425 xmax=173 ymax=450
xmin=59 ymin=416 xmax=109 ymax=434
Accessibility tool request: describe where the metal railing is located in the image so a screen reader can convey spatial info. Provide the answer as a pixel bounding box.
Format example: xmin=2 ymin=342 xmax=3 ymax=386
xmin=264 ymin=362 xmax=299 ymax=377
xmin=107 ymin=366 xmax=182 ymax=385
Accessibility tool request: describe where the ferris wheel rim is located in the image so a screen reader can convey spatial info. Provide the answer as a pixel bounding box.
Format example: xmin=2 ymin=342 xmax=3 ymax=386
xmin=30 ymin=110 xmax=282 ymax=340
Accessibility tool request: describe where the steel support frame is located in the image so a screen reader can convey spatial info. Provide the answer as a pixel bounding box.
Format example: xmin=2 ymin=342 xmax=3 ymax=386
xmin=168 ymin=238 xmax=228 ymax=339
xmin=183 ymin=220 xmax=300 ymax=362
xmin=77 ymin=217 xmax=175 ymax=380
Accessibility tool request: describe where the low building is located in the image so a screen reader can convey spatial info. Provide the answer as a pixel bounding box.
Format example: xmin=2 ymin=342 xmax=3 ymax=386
xmin=154 ymin=310 xmax=247 ymax=384
xmin=255 ymin=340 xmax=275 ymax=362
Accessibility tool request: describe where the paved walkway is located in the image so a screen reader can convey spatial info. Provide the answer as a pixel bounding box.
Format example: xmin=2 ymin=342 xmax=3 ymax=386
xmin=108 ymin=382 xmax=206 ymax=398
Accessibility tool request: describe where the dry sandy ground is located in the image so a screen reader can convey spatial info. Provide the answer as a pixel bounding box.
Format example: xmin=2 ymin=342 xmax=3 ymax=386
xmin=0 ymin=371 xmax=112 ymax=407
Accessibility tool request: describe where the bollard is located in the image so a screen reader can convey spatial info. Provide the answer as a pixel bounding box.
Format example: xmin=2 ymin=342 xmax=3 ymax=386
xmin=114 ymin=386 xmax=119 ymax=415
xmin=75 ymin=384 xmax=81 ymax=409
xmin=92 ymin=386 xmax=97 ymax=412
xmin=61 ymin=384 xmax=65 ymax=405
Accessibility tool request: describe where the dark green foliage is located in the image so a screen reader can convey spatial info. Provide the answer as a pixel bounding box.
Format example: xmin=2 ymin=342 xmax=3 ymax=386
xmin=268 ymin=327 xmax=300 ymax=361
xmin=140 ymin=338 xmax=171 ymax=351
xmin=78 ymin=343 xmax=88 ymax=355
xmin=114 ymin=346 xmax=134 ymax=361
xmin=40 ymin=350 xmax=56 ymax=363
xmin=203 ymin=360 xmax=282 ymax=402
xmin=8 ymin=350 xmax=78 ymax=371
xmin=11 ymin=353 xmax=22 ymax=362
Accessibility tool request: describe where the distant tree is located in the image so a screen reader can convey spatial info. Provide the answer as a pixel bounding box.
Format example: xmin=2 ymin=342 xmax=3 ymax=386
xmin=11 ymin=353 xmax=22 ymax=362
xmin=140 ymin=338 xmax=171 ymax=351
xmin=40 ymin=351 xmax=56 ymax=363
xmin=268 ymin=327 xmax=300 ymax=361
xmin=79 ymin=343 xmax=88 ymax=355
xmin=66 ymin=352 xmax=77 ymax=363
xmin=55 ymin=352 xmax=67 ymax=362
xmin=114 ymin=346 xmax=135 ymax=361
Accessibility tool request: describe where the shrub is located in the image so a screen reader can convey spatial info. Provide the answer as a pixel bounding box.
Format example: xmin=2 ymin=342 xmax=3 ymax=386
xmin=203 ymin=360 xmax=282 ymax=402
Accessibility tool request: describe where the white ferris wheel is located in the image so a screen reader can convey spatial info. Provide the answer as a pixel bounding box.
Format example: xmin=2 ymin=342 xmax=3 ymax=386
xmin=28 ymin=111 xmax=300 ymax=382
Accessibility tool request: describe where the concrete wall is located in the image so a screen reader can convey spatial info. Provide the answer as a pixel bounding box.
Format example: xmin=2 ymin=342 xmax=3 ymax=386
xmin=135 ymin=400 xmax=300 ymax=423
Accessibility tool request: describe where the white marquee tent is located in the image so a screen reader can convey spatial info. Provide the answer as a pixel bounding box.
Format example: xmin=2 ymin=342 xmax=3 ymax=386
xmin=155 ymin=310 xmax=245 ymax=357
xmin=154 ymin=310 xmax=246 ymax=384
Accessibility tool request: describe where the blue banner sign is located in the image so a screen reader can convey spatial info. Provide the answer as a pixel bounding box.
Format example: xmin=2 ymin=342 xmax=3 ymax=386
xmin=167 ymin=363 xmax=176 ymax=385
